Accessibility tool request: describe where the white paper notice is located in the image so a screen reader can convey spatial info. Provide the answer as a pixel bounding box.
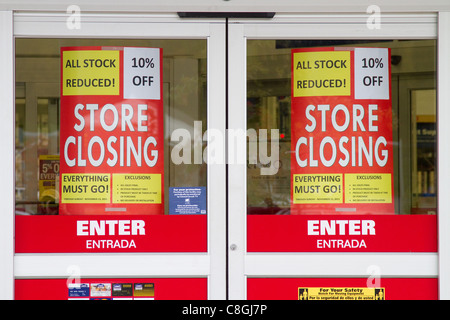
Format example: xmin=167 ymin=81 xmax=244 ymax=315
xmin=123 ymin=47 xmax=161 ymax=100
xmin=354 ymin=48 xmax=390 ymax=100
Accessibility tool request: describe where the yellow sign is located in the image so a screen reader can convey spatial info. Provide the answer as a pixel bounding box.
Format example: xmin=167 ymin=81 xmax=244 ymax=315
xmin=298 ymin=287 xmax=385 ymax=300
xmin=345 ymin=173 xmax=392 ymax=203
xmin=39 ymin=155 xmax=59 ymax=200
xmin=62 ymin=50 xmax=120 ymax=96
xmin=293 ymin=51 xmax=351 ymax=97
xmin=61 ymin=173 xmax=110 ymax=203
xmin=113 ymin=174 xmax=161 ymax=204
xmin=293 ymin=174 xmax=343 ymax=204
xmin=38 ymin=155 xmax=60 ymax=213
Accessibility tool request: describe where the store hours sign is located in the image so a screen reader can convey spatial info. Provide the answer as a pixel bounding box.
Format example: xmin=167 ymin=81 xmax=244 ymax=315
xmin=59 ymin=46 xmax=164 ymax=215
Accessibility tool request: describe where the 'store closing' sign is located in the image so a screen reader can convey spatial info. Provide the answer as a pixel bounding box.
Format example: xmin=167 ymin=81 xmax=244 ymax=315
xmin=60 ymin=46 xmax=164 ymax=215
xmin=291 ymin=47 xmax=394 ymax=215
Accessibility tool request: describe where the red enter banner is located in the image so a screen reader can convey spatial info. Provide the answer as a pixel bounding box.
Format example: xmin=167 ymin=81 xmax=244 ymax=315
xmin=247 ymin=214 xmax=437 ymax=252
xmin=15 ymin=215 xmax=207 ymax=253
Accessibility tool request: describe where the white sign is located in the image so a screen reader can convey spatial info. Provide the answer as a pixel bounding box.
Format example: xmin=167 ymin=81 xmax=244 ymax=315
xmin=354 ymin=48 xmax=390 ymax=100
xmin=123 ymin=47 xmax=161 ymax=100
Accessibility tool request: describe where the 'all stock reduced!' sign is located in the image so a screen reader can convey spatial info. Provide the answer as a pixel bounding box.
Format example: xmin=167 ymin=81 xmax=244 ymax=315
xmin=290 ymin=47 xmax=394 ymax=215
xmin=59 ymin=46 xmax=164 ymax=215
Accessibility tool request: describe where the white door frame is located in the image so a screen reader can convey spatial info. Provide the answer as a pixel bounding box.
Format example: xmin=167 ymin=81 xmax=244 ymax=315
xmin=227 ymin=13 xmax=446 ymax=299
xmin=437 ymin=11 xmax=450 ymax=300
xmin=1 ymin=12 xmax=227 ymax=300
xmin=0 ymin=10 xmax=15 ymax=300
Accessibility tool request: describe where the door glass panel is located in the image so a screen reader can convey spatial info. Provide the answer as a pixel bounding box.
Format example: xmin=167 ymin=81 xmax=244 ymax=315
xmin=15 ymin=38 xmax=208 ymax=253
xmin=246 ymin=39 xmax=437 ymax=252
xmin=411 ymin=89 xmax=436 ymax=213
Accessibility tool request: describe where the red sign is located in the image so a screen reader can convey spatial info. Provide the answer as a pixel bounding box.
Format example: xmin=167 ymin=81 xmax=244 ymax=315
xmin=291 ymin=47 xmax=394 ymax=215
xmin=59 ymin=46 xmax=164 ymax=215
xmin=15 ymin=215 xmax=207 ymax=253
xmin=247 ymin=215 xmax=437 ymax=252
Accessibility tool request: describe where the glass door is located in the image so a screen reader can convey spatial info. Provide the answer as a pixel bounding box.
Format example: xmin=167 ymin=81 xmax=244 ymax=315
xmin=12 ymin=13 xmax=226 ymax=300
xmin=228 ymin=14 xmax=439 ymax=300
